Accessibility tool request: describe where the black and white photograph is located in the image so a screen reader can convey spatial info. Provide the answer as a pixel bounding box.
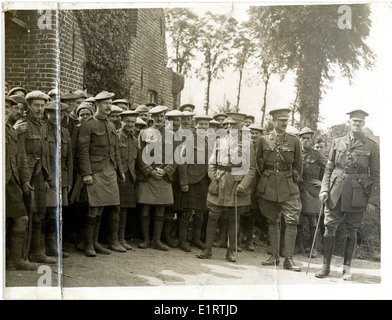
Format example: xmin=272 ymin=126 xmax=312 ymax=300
xmin=1 ymin=1 xmax=391 ymax=301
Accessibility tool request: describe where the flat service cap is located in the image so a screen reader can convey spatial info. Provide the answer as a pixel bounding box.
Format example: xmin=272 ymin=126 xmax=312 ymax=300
xmin=8 ymin=87 xmax=27 ymax=96
xmin=179 ymin=104 xmax=196 ymax=112
xmin=26 ymin=90 xmax=50 ymax=102
xmin=194 ymin=114 xmax=212 ymax=122
xmin=5 ymin=96 xmax=17 ymax=106
xmin=165 ymin=110 xmax=183 ymax=118
xmin=120 ymin=110 xmax=139 ymax=118
xmin=298 ymin=126 xmax=314 ymax=136
xmin=94 ymin=91 xmax=115 ymax=101
xmin=225 ymin=112 xmax=247 ymax=123
xmin=135 ymin=104 xmax=150 ymax=113
xmin=45 ymin=101 xmax=69 ymax=111
xmin=110 ymin=105 xmax=124 ymax=114
xmin=149 ymin=105 xmax=169 ymax=114
xmin=136 ymin=117 xmax=148 ymax=126
xmin=9 ymin=94 xmax=27 ymax=105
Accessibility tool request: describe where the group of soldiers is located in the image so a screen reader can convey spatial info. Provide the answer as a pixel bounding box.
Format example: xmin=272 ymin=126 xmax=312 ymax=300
xmin=4 ymin=85 xmax=380 ymax=282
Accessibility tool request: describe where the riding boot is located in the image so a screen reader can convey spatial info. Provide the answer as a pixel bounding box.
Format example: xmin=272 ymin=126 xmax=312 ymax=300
xmin=197 ymin=214 xmax=217 ymax=259
xmin=45 ymin=216 xmax=59 ymax=257
xmin=342 ymin=236 xmax=356 ymax=281
xmin=308 ymin=226 xmax=318 ymax=258
xmin=191 ymin=211 xmax=206 ymax=250
xmin=163 ymin=216 xmax=177 ymax=248
xmin=93 ymin=215 xmax=111 ymax=255
xmin=294 ymin=224 xmax=305 ymax=254
xmin=7 ymin=231 xmax=37 ymax=270
xmin=108 ymin=208 xmax=126 ymax=252
xmin=28 ymin=217 xmax=57 ymax=264
xmin=178 ymin=211 xmax=191 ymax=252
xmin=315 ymin=235 xmax=335 ymax=278
xmin=84 ymin=216 xmax=97 ymax=257
xmin=138 ymin=215 xmax=151 ymax=249
xmin=283 ymin=223 xmax=301 ymax=272
xmin=262 ymin=223 xmax=280 ymax=266
xmin=228 ymin=210 xmax=240 ymax=254
xmin=152 ymin=215 xmax=169 ymax=251
xmin=226 ymin=247 xmax=236 ymax=262
xmin=213 ymin=215 xmax=228 ymax=248
xmin=75 ymin=205 xmax=86 ymax=251
xmin=119 ymin=209 xmax=133 ymax=250
xmin=280 ymin=221 xmax=286 ymax=257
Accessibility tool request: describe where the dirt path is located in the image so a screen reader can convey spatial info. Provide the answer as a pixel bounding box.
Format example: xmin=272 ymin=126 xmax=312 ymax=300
xmin=4 ymin=239 xmax=384 ymax=300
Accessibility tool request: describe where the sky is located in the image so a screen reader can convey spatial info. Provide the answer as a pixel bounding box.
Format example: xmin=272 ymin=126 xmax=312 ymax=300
xmin=173 ymin=2 xmax=392 ymax=136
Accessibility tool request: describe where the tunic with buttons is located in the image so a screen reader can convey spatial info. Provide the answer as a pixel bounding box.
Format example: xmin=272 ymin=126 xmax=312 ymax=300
xmin=299 ymin=148 xmax=327 ymax=214
xmin=320 ymin=132 xmax=380 ymax=212
xmin=78 ymin=114 xmax=124 ymax=207
xmin=256 ymin=131 xmax=303 ymax=202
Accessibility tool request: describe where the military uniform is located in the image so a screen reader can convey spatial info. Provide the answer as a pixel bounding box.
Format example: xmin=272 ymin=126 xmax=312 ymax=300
xmin=316 ymin=109 xmax=380 ymax=280
xmin=197 ymin=115 xmax=256 ymax=262
xmin=78 ymin=91 xmax=125 ymax=256
xmin=256 ymin=108 xmax=303 ymax=271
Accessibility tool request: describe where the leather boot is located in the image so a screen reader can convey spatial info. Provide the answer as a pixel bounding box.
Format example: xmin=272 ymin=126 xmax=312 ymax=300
xmin=197 ymin=214 xmax=217 ymax=259
xmin=119 ymin=209 xmax=133 ymax=250
xmin=7 ymin=231 xmax=37 ymax=270
xmin=138 ymin=215 xmax=151 ymax=249
xmin=315 ymin=235 xmax=335 ymax=278
xmin=108 ymin=208 xmax=127 ymax=252
xmin=28 ymin=219 xmax=57 ymax=264
xmin=283 ymin=224 xmax=301 ymax=272
xmin=178 ymin=211 xmax=191 ymax=252
xmin=75 ymin=205 xmax=86 ymax=251
xmin=191 ymin=211 xmax=206 ymax=250
xmin=294 ymin=224 xmax=305 ymax=254
xmin=246 ymin=217 xmax=255 ymax=251
xmin=93 ymin=215 xmax=111 ymax=255
xmin=262 ymin=223 xmax=280 ymax=266
xmin=279 ymin=220 xmax=286 ymax=257
xmin=342 ymin=236 xmax=356 ymax=281
xmin=163 ymin=217 xmax=177 ymax=248
xmin=213 ymin=215 xmax=228 ymax=248
xmin=45 ymin=216 xmax=59 ymax=257
xmin=84 ymin=216 xmax=97 ymax=257
xmin=152 ymin=215 xmax=169 ymax=251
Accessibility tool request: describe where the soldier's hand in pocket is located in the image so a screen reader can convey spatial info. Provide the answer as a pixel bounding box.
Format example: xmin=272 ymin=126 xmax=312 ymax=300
xmin=236 ymin=184 xmax=246 ymax=194
xmin=181 ymin=185 xmax=189 ymax=193
xmin=23 ymin=182 xmax=34 ymax=196
xmin=83 ymin=174 xmax=93 ymax=185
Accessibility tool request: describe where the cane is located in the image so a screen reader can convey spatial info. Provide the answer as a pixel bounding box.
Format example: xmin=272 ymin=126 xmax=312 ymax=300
xmin=306 ymin=202 xmax=325 ymax=274
xmin=234 ymin=190 xmax=238 ymax=263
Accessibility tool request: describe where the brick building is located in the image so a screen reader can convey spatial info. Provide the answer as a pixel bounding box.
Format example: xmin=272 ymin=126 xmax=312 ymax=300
xmin=4 ymin=9 xmax=183 ymax=107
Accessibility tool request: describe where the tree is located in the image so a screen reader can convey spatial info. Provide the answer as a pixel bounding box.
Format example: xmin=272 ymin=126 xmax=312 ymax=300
xmin=195 ymin=12 xmax=237 ymax=114
xmin=247 ymin=4 xmax=375 ymax=130
xmin=165 ymin=8 xmax=199 ymax=77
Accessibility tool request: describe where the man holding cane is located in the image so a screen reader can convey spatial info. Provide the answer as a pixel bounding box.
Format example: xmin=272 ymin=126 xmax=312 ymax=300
xmin=316 ymin=109 xmax=380 ymax=280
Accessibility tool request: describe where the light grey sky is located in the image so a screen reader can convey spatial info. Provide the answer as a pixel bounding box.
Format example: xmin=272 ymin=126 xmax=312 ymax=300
xmin=175 ymin=2 xmax=392 ymax=136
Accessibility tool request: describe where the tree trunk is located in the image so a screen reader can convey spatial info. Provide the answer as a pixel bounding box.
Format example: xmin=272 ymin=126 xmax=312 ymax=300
xmin=205 ymin=73 xmax=212 ymax=114
xmin=261 ymin=73 xmax=270 ymax=127
xmin=236 ymin=69 xmax=243 ymax=113
xmin=296 ymin=47 xmax=323 ymax=130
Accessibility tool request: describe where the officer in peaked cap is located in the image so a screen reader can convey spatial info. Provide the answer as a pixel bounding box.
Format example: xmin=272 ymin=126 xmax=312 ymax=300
xmin=316 ymin=109 xmax=379 ymax=281
xmin=296 ymin=126 xmax=327 ymax=257
xmin=179 ymin=104 xmax=196 ymax=112
xmin=5 ymin=95 xmax=37 ymax=270
xmin=8 ymin=86 xmax=27 ymax=97
xmin=113 ymin=99 xmax=130 ymax=111
xmin=44 ymin=101 xmax=72 ymax=258
xmin=256 ymin=106 xmax=303 ymax=271
xmin=137 ymin=104 xmax=178 ymax=252
xmin=135 ymin=104 xmax=150 ymax=123
xmin=244 ymin=115 xmax=255 ymax=127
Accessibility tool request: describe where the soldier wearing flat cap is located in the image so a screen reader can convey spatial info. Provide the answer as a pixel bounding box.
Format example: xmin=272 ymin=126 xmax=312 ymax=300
xmin=113 ymin=99 xmax=130 ymax=111
xmin=78 ymin=91 xmax=126 ymax=257
xmin=295 ymin=127 xmax=327 ymax=257
xmin=316 ymin=109 xmax=380 ymax=281
xmin=256 ymin=107 xmax=303 ymax=271
xmin=197 ymin=113 xmax=256 ymax=262
xmin=5 ymin=96 xmax=36 ymax=270
xmin=177 ymin=115 xmax=212 ymax=252
xmin=136 ymin=105 xmax=178 ymax=251
xmin=61 ymin=91 xmax=79 ymax=134
xmin=179 ymin=104 xmax=196 ymax=113
xmin=7 ymin=94 xmax=28 ymax=136
xmin=109 ymin=105 xmax=123 ymax=130
xmin=145 ymin=102 xmax=157 ymax=109
xmin=135 ymin=105 xmax=150 ymax=123
xmin=8 ymin=86 xmax=27 ymax=97
xmin=133 ymin=117 xmax=147 ymax=139
xmin=44 ymin=101 xmax=73 ymax=258
xmin=213 ymin=113 xmax=228 ymax=126
xmin=22 ymin=91 xmax=56 ymax=264
xmin=244 ymin=115 xmax=255 ymax=128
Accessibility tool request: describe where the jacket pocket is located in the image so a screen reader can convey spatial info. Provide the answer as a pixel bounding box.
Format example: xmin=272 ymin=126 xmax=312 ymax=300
xmin=351 ymin=179 xmax=372 ymax=208
xmin=208 ymin=179 xmax=219 ymax=195
xmin=286 ymin=171 xmax=299 ymax=195
xmin=257 ymin=171 xmax=270 ymax=194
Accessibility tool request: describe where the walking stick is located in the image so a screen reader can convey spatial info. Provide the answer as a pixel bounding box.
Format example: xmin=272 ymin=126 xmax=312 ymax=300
xmin=306 ymin=202 xmax=325 ymax=274
xmin=234 ymin=190 xmax=238 ymax=263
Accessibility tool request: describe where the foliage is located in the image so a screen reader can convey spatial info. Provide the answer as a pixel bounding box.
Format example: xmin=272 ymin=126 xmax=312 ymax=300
xmin=75 ymin=10 xmax=135 ymax=98
xmin=165 ymin=8 xmax=199 ymax=77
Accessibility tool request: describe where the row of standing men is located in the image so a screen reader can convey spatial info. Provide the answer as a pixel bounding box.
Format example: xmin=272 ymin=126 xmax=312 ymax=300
xmin=4 ymin=86 xmax=379 ymax=281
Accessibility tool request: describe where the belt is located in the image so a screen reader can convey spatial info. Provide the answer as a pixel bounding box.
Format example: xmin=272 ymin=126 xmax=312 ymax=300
xmin=344 ymin=167 xmax=368 ymax=174
xmin=217 ymin=164 xmax=242 ymax=172
xmin=264 ymin=163 xmax=292 ymax=172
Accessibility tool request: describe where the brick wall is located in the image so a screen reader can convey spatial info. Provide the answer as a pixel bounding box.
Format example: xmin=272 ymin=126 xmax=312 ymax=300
xmin=128 ymin=8 xmax=180 ymax=108
xmin=58 ymin=10 xmax=86 ymax=92
xmin=5 ymin=10 xmax=57 ymax=93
